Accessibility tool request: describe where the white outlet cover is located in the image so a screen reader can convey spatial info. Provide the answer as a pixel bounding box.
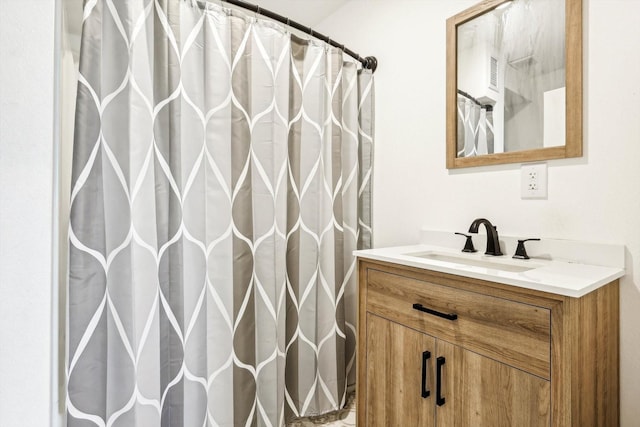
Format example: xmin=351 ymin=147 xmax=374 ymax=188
xmin=521 ymin=163 xmax=548 ymax=199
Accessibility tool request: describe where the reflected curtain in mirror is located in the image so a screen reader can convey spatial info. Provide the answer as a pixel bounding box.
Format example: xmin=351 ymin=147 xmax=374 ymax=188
xmin=457 ymin=91 xmax=495 ymax=156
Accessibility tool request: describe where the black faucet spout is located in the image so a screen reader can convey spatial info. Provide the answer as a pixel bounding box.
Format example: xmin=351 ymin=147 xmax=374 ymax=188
xmin=468 ymin=218 xmax=503 ymax=256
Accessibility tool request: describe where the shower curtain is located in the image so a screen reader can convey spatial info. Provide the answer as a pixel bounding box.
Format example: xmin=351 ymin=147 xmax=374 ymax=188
xmin=456 ymin=95 xmax=494 ymax=157
xmin=66 ymin=1 xmax=374 ymax=426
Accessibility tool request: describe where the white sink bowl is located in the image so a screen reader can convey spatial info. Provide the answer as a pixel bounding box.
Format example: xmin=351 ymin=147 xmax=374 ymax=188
xmin=404 ymin=251 xmax=541 ymax=273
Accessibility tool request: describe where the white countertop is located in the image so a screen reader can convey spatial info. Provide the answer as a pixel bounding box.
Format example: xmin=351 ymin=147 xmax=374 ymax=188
xmin=354 ymin=242 xmax=625 ymax=298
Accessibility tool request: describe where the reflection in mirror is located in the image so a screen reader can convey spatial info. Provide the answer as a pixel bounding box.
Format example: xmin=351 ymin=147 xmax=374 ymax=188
xmin=446 ymin=0 xmax=582 ymax=168
xmin=457 ymin=0 xmax=565 ymax=157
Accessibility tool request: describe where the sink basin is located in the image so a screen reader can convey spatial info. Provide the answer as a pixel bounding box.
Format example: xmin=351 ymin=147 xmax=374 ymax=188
xmin=404 ymin=251 xmax=540 ymax=273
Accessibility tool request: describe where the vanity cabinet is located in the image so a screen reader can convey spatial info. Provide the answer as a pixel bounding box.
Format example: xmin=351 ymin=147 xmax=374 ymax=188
xmin=357 ymin=259 xmax=619 ymax=427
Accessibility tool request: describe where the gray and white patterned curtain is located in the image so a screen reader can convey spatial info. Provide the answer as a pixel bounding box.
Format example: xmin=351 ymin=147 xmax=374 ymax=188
xmin=456 ymin=95 xmax=494 ymax=157
xmin=66 ymin=1 xmax=374 ymax=426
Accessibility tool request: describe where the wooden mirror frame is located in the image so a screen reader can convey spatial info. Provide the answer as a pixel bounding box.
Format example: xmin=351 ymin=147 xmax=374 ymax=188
xmin=446 ymin=0 xmax=582 ymax=169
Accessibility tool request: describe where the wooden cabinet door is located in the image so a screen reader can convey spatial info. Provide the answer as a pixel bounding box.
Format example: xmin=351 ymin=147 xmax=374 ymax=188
xmin=365 ymin=313 xmax=436 ymax=427
xmin=435 ymin=340 xmax=551 ymax=427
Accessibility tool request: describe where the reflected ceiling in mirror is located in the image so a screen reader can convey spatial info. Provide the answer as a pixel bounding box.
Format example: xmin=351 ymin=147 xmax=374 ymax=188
xmin=446 ymin=0 xmax=582 ymax=169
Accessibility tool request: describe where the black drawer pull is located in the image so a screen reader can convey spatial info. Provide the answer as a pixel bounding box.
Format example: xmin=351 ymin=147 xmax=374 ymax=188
xmin=421 ymin=351 xmax=431 ymax=398
xmin=412 ymin=303 xmax=458 ymax=321
xmin=436 ymin=356 xmax=446 ymax=406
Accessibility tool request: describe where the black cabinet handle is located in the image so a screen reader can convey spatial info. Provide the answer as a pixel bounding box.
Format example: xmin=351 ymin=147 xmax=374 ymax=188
xmin=436 ymin=356 xmax=446 ymax=406
xmin=421 ymin=351 xmax=431 ymax=398
xmin=412 ymin=303 xmax=458 ymax=321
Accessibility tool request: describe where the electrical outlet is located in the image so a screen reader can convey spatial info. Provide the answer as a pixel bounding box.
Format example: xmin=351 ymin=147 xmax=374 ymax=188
xmin=521 ymin=163 xmax=547 ymax=199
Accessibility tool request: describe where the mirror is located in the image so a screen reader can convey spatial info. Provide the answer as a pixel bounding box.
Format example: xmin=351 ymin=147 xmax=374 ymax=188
xmin=446 ymin=0 xmax=582 ymax=168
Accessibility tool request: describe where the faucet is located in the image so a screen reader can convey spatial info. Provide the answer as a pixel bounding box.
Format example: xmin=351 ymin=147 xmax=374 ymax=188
xmin=468 ymin=218 xmax=503 ymax=256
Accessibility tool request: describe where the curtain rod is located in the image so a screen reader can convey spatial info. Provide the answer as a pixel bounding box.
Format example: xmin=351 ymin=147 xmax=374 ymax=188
xmin=457 ymin=89 xmax=493 ymax=111
xmin=219 ymin=0 xmax=378 ymax=73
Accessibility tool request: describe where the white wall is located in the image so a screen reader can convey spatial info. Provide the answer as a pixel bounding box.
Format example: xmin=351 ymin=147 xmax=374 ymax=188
xmin=0 ymin=1 xmax=637 ymax=425
xmin=0 ymin=0 xmax=57 ymax=426
xmin=318 ymin=0 xmax=640 ymax=425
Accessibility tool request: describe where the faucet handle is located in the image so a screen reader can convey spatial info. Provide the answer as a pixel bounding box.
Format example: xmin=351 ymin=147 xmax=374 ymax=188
xmin=455 ymin=232 xmax=477 ymax=253
xmin=513 ymin=238 xmax=540 ymax=260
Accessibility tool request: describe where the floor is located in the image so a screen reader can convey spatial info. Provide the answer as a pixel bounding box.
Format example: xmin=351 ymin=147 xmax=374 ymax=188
xmin=287 ymin=401 xmax=356 ymax=427
xmin=321 ymin=406 xmax=355 ymax=427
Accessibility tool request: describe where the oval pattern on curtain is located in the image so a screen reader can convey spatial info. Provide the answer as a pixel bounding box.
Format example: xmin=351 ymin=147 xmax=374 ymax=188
xmin=66 ymin=1 xmax=374 ymax=426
